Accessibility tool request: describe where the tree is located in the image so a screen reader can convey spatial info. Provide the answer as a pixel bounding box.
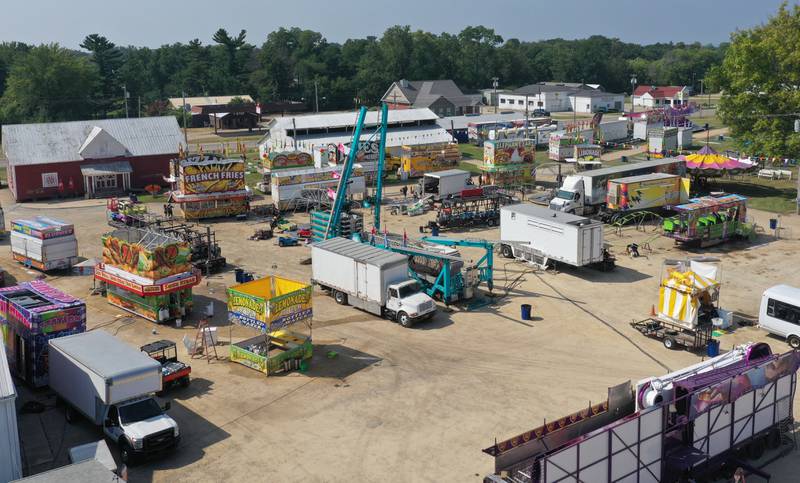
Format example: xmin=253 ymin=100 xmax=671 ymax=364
xmin=0 ymin=44 xmax=98 ymax=123
xmin=212 ymin=28 xmax=252 ymax=89
xmin=715 ymin=4 xmax=800 ymax=157
xmin=81 ymin=34 xmax=123 ymax=116
xmin=0 ymin=42 xmax=30 ymax=99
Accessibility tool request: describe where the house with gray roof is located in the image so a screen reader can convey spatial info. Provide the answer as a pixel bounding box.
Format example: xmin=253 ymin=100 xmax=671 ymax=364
xmin=498 ymin=82 xmax=622 ymax=114
xmin=381 ymin=79 xmax=483 ymax=117
xmin=1 ymin=117 xmax=184 ymax=201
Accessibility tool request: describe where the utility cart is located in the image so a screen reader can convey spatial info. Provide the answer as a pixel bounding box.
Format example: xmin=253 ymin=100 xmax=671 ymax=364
xmin=140 ymin=340 xmax=192 ymax=391
xmin=630 ymin=317 xmax=712 ymax=350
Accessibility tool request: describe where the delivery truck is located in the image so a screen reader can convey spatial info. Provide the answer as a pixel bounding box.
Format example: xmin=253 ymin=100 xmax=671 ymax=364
xmin=549 ymin=158 xmax=686 ymax=216
xmin=311 ymin=237 xmax=437 ymax=327
xmin=419 ymin=169 xmax=473 ymax=201
xmin=49 ymin=331 xmax=180 ymax=464
xmin=605 ymin=172 xmax=687 ymax=215
xmin=499 ymin=204 xmax=614 ymax=271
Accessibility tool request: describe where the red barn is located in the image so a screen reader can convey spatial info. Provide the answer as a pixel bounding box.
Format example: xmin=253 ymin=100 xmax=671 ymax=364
xmin=1 ymin=117 xmax=184 ymax=201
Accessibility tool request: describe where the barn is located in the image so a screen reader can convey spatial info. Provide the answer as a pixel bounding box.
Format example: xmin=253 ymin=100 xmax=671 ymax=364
xmin=1 ymin=117 xmax=184 ymax=201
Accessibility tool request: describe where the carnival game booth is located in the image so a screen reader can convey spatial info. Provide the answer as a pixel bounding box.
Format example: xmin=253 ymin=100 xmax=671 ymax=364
xmin=480 ymin=139 xmax=536 ymax=187
xmin=658 ymin=268 xmax=720 ymax=330
xmin=227 ymin=276 xmax=313 ymax=376
xmin=95 ymin=227 xmax=201 ymax=323
xmin=10 ymin=216 xmax=79 ymax=271
xmin=663 ymin=194 xmax=752 ymax=247
xmin=170 ymin=154 xmax=249 ymax=220
xmin=0 ymin=281 xmax=86 ymax=387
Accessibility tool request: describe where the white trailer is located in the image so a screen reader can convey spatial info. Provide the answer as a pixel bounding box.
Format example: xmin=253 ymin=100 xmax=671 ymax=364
xmin=270 ymin=166 xmax=366 ymax=210
xmin=10 ymin=231 xmax=79 ymax=270
xmin=311 ymin=237 xmax=437 ymax=327
xmin=1 ymin=339 xmax=23 ymax=482
xmin=49 ymin=331 xmax=180 ymax=464
xmin=499 ymin=204 xmax=613 ymax=271
xmin=419 ymin=169 xmax=472 ymax=200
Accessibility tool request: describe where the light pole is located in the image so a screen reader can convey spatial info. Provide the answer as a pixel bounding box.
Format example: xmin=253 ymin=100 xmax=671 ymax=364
xmin=314 ymin=79 xmax=319 ymax=113
xmin=630 ymin=75 xmax=638 ymax=115
xmin=123 ymin=85 xmax=130 ymax=118
xmin=492 ymin=77 xmax=499 ymax=112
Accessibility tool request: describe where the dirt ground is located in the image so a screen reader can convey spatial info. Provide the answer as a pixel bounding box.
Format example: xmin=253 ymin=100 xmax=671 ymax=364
xmin=5 ymin=185 xmax=800 ymax=483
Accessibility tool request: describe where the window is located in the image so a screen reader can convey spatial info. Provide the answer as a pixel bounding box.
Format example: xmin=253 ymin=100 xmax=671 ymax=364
xmin=517 ymin=100 xmax=524 ymax=105
xmin=95 ymin=175 xmax=117 ymax=189
xmin=767 ymin=299 xmax=800 ymax=324
xmin=528 ymin=100 xmax=534 ymax=105
xmin=500 ymin=98 xmax=506 ymax=104
xmin=389 ymin=288 xmax=399 ymax=299
xmin=537 ymin=101 xmax=543 ymax=107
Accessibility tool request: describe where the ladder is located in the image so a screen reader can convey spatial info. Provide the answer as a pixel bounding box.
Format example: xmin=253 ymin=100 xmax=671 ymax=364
xmin=192 ymin=319 xmax=218 ymax=362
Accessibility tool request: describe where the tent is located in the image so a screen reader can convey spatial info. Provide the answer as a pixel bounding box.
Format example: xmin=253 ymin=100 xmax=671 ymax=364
xmin=679 ymin=145 xmax=755 ymax=176
xmin=658 ymin=269 xmax=720 ymax=329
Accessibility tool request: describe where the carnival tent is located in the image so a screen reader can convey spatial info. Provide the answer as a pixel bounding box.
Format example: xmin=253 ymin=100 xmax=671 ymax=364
xmin=680 ymin=145 xmax=755 ymax=176
xmin=658 ymin=269 xmax=720 ymax=329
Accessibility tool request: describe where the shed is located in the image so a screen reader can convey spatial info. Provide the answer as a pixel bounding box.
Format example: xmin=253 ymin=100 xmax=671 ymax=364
xmin=1 ymin=117 xmax=184 ymax=201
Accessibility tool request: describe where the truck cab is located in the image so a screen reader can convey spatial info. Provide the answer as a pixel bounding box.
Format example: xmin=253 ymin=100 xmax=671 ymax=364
xmin=102 ymin=396 xmax=179 ymax=464
xmin=383 ymin=280 xmax=436 ymax=327
xmin=549 ymin=176 xmax=586 ymax=214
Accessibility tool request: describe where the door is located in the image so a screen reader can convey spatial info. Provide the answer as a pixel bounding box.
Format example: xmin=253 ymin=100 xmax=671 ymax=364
xmin=356 ymin=262 xmax=368 ymax=299
xmin=103 ymin=403 xmax=123 ymax=441
xmin=15 ymin=334 xmax=27 ymax=381
xmin=581 ymin=229 xmax=592 ymax=264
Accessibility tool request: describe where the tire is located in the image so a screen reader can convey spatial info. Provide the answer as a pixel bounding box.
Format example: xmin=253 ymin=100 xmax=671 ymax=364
xmin=663 ymin=337 xmax=676 ymax=350
xmin=119 ymin=441 xmax=134 ymax=465
xmin=333 ymin=290 xmax=347 ymax=305
xmin=180 ymin=376 xmax=191 ymax=388
xmin=487 ymin=218 xmax=495 ymax=227
xmin=788 ymin=335 xmax=800 ymax=349
xmin=501 ymin=244 xmax=514 ymax=259
xmin=747 ymin=437 xmax=766 ymax=459
xmin=397 ymin=312 xmax=412 ymax=328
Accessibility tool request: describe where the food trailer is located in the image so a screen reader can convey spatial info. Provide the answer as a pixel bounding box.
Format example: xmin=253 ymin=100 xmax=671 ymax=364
xmin=170 ymin=154 xmax=249 ymax=220
xmin=0 ymin=280 xmax=86 ymax=387
xmin=227 ymin=276 xmax=313 ymax=375
xmin=94 ymin=227 xmax=201 ymax=323
xmin=10 ymin=216 xmax=79 ymax=271
xmin=663 ymin=194 xmax=751 ymax=247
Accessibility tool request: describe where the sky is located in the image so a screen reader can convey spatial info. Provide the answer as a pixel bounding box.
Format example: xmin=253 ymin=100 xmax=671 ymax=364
xmin=1 ymin=0 xmax=795 ymax=49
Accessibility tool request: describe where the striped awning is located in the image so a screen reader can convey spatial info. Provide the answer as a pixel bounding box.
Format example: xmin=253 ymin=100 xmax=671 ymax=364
xmin=658 ymin=270 xmax=719 ymax=327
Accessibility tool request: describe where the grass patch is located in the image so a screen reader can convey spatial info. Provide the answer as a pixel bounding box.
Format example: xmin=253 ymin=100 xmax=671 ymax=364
xmin=136 ymin=193 xmax=167 ymax=204
xmin=458 ymin=144 xmax=483 ymax=160
xmin=705 ymin=171 xmax=798 ymax=213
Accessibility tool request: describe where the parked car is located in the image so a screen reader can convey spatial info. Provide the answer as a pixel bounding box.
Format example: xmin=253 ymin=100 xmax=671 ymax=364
xmin=532 ymin=108 xmax=550 ymax=117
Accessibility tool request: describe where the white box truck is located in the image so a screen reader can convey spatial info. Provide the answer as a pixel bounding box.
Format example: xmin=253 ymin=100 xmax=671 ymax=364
xmin=311 ymin=237 xmax=437 ymax=327
xmin=419 ymin=169 xmax=473 ymax=201
xmin=549 ymin=158 xmax=686 ymax=216
xmin=759 ymin=284 xmax=800 ymax=349
xmin=48 ymin=331 xmax=180 ymax=465
xmin=499 ymin=204 xmax=614 ymax=271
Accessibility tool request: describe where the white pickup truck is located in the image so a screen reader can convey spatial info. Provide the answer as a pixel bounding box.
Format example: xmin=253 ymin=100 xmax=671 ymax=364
xmin=311 ymin=237 xmax=437 ymax=327
xmin=49 ymin=331 xmax=180 ymax=465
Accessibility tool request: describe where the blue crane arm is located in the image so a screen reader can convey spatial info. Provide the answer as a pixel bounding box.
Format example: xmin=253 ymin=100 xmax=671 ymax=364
xmin=325 ymin=106 xmax=368 ymax=239
xmin=373 ymin=103 xmax=389 ymax=231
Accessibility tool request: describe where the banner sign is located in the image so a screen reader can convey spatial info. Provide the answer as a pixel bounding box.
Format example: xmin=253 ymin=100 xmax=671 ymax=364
xmin=265 ymin=151 xmax=314 ymax=170
xmin=177 ymin=156 xmax=245 ymax=195
xmin=95 ymin=265 xmax=200 ymax=296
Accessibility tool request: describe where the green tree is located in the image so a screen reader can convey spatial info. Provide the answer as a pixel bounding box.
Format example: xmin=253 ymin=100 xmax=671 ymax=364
xmin=0 ymin=44 xmax=98 ymax=123
xmin=81 ymin=34 xmax=123 ymax=116
xmin=0 ymin=42 xmax=30 ymax=99
xmin=716 ymin=4 xmax=800 ymax=157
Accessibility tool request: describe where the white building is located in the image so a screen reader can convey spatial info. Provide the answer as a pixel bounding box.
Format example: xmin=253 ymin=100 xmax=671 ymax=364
xmin=499 ymin=83 xmax=622 ymax=114
xmin=569 ymin=90 xmax=625 ymax=113
xmin=632 ymin=86 xmax=689 ymax=109
xmin=258 ymin=108 xmax=453 ymax=163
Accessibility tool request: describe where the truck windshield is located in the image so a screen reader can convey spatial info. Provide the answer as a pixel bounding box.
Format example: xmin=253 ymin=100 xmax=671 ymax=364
xmin=398 ymin=283 xmax=421 ymax=298
xmin=556 ymin=189 xmax=574 ymax=200
xmin=119 ymin=398 xmax=163 ymax=425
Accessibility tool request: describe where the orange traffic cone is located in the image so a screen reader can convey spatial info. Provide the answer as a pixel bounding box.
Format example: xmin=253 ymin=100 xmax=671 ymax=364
xmin=650 ymin=305 xmax=657 ymax=317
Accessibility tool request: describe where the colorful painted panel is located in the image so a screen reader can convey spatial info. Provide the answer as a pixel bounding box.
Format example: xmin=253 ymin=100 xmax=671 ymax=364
xmin=101 ymin=234 xmax=192 ymax=279
xmin=265 ymin=151 xmax=314 ymax=170
xmin=179 ymin=158 xmax=245 ymax=195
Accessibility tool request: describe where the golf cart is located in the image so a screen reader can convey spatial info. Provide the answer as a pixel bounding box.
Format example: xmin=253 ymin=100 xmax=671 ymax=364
xmin=140 ymin=340 xmax=191 ymax=392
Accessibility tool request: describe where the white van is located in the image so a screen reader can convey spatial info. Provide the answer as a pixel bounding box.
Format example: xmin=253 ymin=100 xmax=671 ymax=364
xmin=759 ymin=285 xmax=800 ymax=348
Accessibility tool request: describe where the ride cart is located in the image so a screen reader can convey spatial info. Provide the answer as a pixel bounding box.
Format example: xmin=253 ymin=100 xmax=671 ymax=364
xmin=140 ymin=340 xmax=191 ymax=391
xmin=663 ymin=194 xmax=753 ymax=247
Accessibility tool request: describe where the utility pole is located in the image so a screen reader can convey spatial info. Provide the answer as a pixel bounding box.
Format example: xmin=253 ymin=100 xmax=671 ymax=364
xmin=182 ymin=91 xmax=188 ymax=147
xmin=123 ymin=85 xmax=129 ymax=118
xmin=630 ymin=75 xmax=638 ymax=115
xmin=314 ymin=79 xmax=319 ymax=113
xmin=492 ymin=77 xmax=499 ymax=113
xmin=524 ymin=94 xmax=529 ymax=132
xmin=138 ymin=96 xmax=141 ymax=118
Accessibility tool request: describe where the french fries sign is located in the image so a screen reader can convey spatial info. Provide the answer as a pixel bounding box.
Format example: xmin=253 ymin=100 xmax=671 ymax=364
xmin=178 ymin=156 xmax=246 ymax=195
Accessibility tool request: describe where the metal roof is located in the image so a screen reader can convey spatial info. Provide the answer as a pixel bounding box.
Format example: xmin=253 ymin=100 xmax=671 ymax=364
xmin=282 ymin=125 xmax=453 ymax=152
xmin=11 ymin=459 xmax=119 ymax=482
xmin=313 ymin=237 xmax=408 ymax=268
xmin=0 ymin=336 xmax=15 ymax=402
xmin=425 ymin=169 xmax=470 ymax=178
xmin=568 ymin=90 xmax=624 ymax=98
xmin=80 ymin=161 xmax=133 ymax=176
xmin=271 ymin=108 xmax=438 ymax=132
xmin=436 ymin=113 xmax=525 ymax=131
xmin=168 ymin=95 xmax=253 ymax=109
xmin=611 ymin=172 xmax=679 ymax=184
xmin=48 ymin=330 xmax=160 ymax=381
xmin=501 ymin=203 xmax=601 ymax=226
xmin=2 ymin=116 xmax=184 ymax=167
xmin=574 ymin=158 xmax=683 ymax=178
xmin=763 ymin=284 xmax=800 ymax=302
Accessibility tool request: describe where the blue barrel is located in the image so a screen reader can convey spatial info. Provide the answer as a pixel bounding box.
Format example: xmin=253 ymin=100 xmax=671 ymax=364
xmin=234 ymin=268 xmax=244 ymax=283
xmin=769 ymin=218 xmax=778 ymax=230
xmin=431 ymin=224 xmax=440 ymax=236
xmin=521 ymin=304 xmax=532 ymax=321
xmin=243 ymin=273 xmax=254 ymax=283
xmin=707 ymin=339 xmax=720 ymax=357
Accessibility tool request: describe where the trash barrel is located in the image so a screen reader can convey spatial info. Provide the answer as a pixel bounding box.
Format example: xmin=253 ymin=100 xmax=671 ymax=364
xmin=431 ymin=224 xmax=440 ymax=236
xmin=769 ymin=218 xmax=778 ymax=230
xmin=707 ymin=339 xmax=720 ymax=357
xmin=521 ymin=304 xmax=532 ymax=321
xmin=234 ymin=268 xmax=244 ymax=283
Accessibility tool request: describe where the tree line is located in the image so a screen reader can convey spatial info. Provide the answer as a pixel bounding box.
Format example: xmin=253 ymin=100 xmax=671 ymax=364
xmin=0 ymin=26 xmax=726 ymax=125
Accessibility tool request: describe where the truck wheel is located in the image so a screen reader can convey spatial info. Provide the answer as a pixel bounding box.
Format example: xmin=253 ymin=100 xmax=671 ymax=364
xmin=119 ymin=441 xmax=134 ymax=465
xmin=333 ymin=290 xmax=347 ymax=305
xmin=663 ymin=337 xmax=676 ymax=350
xmin=487 ymin=218 xmax=495 ymax=227
xmin=501 ymin=244 xmax=514 ymax=259
xmin=181 ymin=376 xmax=191 ymax=388
xmin=788 ymin=335 xmax=800 ymax=349
xmin=398 ymin=312 xmax=412 ymax=328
